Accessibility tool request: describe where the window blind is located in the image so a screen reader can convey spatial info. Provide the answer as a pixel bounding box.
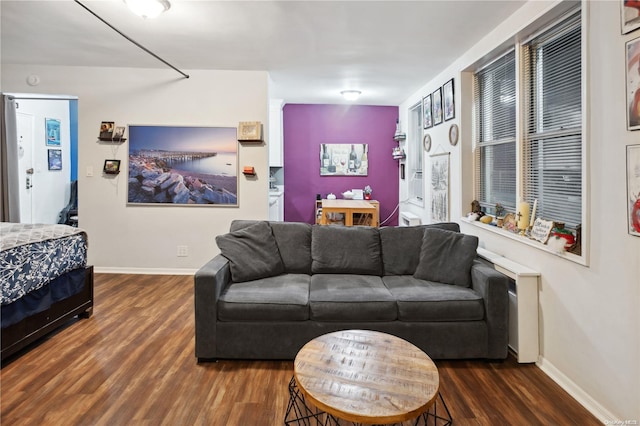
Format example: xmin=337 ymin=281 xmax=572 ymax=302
xmin=523 ymin=11 xmax=582 ymax=228
xmin=474 ymin=50 xmax=517 ymax=213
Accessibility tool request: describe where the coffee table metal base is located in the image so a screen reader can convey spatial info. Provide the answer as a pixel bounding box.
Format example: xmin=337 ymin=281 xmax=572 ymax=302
xmin=284 ymin=377 xmax=452 ymax=426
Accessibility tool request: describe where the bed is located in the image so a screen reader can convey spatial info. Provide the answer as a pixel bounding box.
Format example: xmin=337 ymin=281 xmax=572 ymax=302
xmin=1 ymin=223 xmax=94 ymax=362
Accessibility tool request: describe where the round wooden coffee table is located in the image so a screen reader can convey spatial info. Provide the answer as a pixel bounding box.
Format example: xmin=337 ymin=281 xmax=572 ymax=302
xmin=284 ymin=329 xmax=451 ymax=425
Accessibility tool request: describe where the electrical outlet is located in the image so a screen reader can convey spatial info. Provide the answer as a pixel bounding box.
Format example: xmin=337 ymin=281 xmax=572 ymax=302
xmin=177 ymin=245 xmax=189 ymax=257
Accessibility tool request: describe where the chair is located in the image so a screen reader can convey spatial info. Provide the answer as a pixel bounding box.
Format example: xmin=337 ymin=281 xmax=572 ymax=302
xmin=58 ymin=180 xmax=78 ymax=226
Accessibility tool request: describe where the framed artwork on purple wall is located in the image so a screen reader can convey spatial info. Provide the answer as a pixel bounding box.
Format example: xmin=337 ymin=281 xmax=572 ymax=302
xmin=320 ymin=143 xmax=368 ymax=176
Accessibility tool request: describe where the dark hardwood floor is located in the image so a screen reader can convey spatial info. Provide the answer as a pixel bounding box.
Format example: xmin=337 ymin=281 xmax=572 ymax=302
xmin=1 ymin=274 xmax=601 ymax=425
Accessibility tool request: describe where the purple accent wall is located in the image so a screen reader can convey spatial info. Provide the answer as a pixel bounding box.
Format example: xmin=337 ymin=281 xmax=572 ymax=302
xmin=283 ymin=104 xmax=399 ymax=226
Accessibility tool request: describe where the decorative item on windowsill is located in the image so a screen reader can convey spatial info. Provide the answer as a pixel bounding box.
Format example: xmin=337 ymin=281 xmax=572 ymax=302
xmin=466 ymin=200 xmax=485 ymax=221
xmin=516 ymin=201 xmax=530 ymax=236
xmin=548 ymin=223 xmax=576 ymax=253
xmin=495 ymin=203 xmax=505 ymax=227
xmin=363 ymin=185 xmax=373 ymax=200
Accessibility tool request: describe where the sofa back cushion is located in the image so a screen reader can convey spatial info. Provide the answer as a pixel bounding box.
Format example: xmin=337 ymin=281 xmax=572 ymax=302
xmin=413 ymin=228 xmax=478 ymax=287
xmin=380 ymin=223 xmax=461 ymax=275
xmin=311 ymin=226 xmax=382 ymax=275
xmin=230 ymin=220 xmax=312 ymax=274
xmin=216 ymin=221 xmax=285 ymax=282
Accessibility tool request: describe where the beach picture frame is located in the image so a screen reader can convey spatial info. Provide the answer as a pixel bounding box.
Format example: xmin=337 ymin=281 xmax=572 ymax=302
xmin=45 ymin=118 xmax=61 ymax=146
xmin=127 ymin=125 xmax=238 ymax=206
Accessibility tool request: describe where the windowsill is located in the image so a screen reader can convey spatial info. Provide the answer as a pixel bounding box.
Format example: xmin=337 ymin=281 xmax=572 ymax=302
xmin=460 ymin=217 xmax=587 ymax=266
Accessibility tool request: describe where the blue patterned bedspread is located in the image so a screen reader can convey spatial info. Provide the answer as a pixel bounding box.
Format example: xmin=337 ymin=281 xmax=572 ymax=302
xmin=1 ymin=223 xmax=87 ymax=306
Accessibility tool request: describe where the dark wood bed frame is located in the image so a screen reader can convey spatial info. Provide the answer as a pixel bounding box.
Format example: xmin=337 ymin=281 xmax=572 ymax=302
xmin=1 ymin=266 xmax=94 ymax=363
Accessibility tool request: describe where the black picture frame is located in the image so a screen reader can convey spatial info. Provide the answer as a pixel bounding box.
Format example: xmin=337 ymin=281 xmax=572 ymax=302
xmin=47 ymin=149 xmax=62 ymax=170
xmin=422 ymin=94 xmax=433 ymax=129
xmin=443 ymin=78 xmax=455 ymax=121
xmin=103 ymin=159 xmax=121 ymax=174
xmin=432 ymin=87 xmax=443 ymax=126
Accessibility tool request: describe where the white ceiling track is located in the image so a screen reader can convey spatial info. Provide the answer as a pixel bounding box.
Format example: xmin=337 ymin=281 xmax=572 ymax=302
xmin=74 ymin=0 xmax=189 ymax=79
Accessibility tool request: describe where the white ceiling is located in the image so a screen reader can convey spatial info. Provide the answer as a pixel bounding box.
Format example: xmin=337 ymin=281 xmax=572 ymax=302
xmin=1 ymin=0 xmax=526 ymax=106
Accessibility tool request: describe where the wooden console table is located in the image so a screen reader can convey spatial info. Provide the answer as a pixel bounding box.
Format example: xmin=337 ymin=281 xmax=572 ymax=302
xmin=317 ymin=199 xmax=379 ymax=227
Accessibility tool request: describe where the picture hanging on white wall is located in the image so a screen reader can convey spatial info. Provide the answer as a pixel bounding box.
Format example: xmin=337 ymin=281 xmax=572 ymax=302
xmin=45 ymin=118 xmax=61 ymax=146
xmin=627 ymin=144 xmax=640 ymax=237
xmin=621 ymin=0 xmax=640 ymax=34
xmin=127 ymin=125 xmax=238 ymax=206
xmin=626 ymin=36 xmax=640 ymax=130
xmin=430 ymin=152 xmax=449 ymax=223
xmin=48 ymin=149 xmax=62 ymax=170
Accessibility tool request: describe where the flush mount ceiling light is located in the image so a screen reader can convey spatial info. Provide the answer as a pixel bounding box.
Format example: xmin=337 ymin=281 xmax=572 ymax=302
xmin=341 ymin=90 xmax=362 ymax=101
xmin=124 ymin=0 xmax=171 ymax=19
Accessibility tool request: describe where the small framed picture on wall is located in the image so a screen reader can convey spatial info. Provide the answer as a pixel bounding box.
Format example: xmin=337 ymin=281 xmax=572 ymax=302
xmin=443 ymin=79 xmax=455 ymax=121
xmin=621 ymin=0 xmax=640 ymax=34
xmin=423 ymin=94 xmax=433 ymax=129
xmin=626 ymin=36 xmax=640 ymax=130
xmin=48 ymin=149 xmax=62 ymax=170
xmin=432 ymin=87 xmax=443 ymax=126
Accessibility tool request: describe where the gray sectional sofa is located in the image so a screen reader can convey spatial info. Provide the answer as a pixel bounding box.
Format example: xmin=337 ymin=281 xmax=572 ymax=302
xmin=194 ymin=220 xmax=509 ymax=362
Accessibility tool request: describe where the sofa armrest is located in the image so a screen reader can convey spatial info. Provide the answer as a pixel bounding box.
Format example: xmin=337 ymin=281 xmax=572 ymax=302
xmin=194 ymin=254 xmax=231 ymax=361
xmin=470 ymin=258 xmax=510 ymax=359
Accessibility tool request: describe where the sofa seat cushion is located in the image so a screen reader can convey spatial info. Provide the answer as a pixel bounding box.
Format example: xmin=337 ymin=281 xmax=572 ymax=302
xmin=309 ymin=274 xmax=396 ymax=321
xmin=383 ymin=276 xmax=484 ymax=322
xmin=311 ymin=226 xmax=382 ymax=275
xmin=218 ymin=274 xmax=310 ymax=321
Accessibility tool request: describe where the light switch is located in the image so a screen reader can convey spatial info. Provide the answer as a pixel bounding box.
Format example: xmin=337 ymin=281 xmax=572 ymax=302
xmin=86 ymin=166 xmax=94 ymax=177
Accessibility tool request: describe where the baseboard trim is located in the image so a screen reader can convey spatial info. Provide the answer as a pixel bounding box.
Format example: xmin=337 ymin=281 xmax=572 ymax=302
xmin=537 ymin=356 xmax=617 ymax=424
xmin=94 ymin=267 xmax=198 ymax=275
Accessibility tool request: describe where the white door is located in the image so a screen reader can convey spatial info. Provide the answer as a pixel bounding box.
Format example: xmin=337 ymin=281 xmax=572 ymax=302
xmin=17 ymin=112 xmax=35 ymax=223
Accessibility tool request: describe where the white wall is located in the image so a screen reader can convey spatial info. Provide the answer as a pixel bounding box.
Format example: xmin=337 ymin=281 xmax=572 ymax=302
xmin=14 ymin=98 xmax=71 ymax=224
xmin=2 ymin=65 xmax=270 ymax=273
xmin=399 ymin=0 xmax=639 ymax=422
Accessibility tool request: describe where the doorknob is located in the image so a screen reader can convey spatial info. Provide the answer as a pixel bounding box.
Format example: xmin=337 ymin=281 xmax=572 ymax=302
xmin=26 ymin=168 xmax=34 ymax=174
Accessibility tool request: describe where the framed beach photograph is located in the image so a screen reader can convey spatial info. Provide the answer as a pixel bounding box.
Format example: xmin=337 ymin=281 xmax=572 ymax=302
xmin=48 ymin=149 xmax=62 ymax=170
xmin=103 ymin=159 xmax=121 ymax=174
xmin=627 ymin=144 xmax=640 ymax=237
xmin=432 ymin=87 xmax=443 ymax=126
xmin=430 ymin=152 xmax=449 ymax=222
xmin=626 ymin=36 xmax=640 ymax=130
xmin=443 ymin=78 xmax=455 ymax=121
xmin=422 ymin=94 xmax=433 ymax=129
xmin=127 ymin=125 xmax=238 ymax=206
xmin=622 ymin=0 xmax=640 ymax=34
xmin=45 ymin=118 xmax=61 ymax=146
xmin=320 ymin=143 xmax=368 ymax=176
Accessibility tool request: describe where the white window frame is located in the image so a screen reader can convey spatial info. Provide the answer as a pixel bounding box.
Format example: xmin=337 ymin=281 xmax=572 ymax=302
xmin=470 ymin=5 xmax=588 ymax=265
xmin=408 ymin=101 xmax=424 ymax=206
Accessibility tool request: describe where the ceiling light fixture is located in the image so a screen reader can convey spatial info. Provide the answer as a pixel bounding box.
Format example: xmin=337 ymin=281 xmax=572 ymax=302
xmin=124 ymin=0 xmax=171 ymax=19
xmin=341 ymin=90 xmax=362 ymax=101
